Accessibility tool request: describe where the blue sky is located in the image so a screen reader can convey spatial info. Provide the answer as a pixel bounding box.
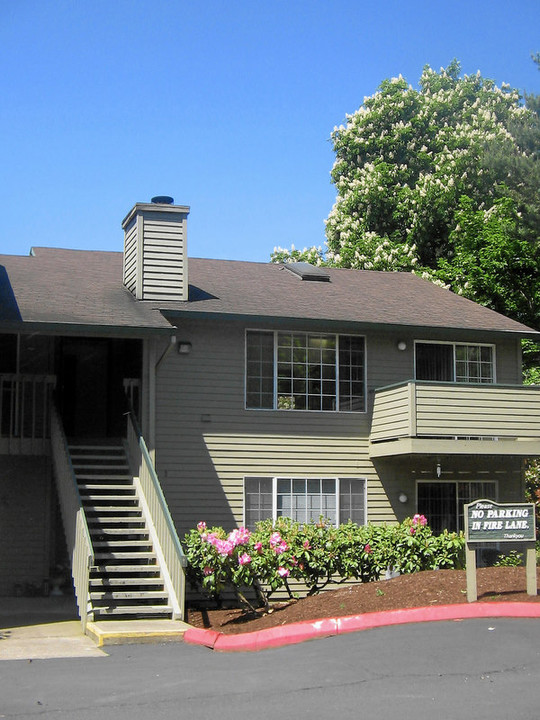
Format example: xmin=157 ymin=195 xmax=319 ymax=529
xmin=1 ymin=1 xmax=539 ymax=262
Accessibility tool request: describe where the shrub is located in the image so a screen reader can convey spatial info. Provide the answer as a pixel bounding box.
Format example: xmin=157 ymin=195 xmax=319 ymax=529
xmin=183 ymin=516 xmax=465 ymax=609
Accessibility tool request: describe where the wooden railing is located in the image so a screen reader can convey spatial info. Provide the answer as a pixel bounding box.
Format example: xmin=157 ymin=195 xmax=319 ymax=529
xmin=0 ymin=373 xmax=56 ymax=454
xmin=371 ymin=380 xmax=540 ymax=443
xmin=126 ymin=412 xmax=187 ymax=620
xmin=50 ymin=403 xmax=94 ymax=631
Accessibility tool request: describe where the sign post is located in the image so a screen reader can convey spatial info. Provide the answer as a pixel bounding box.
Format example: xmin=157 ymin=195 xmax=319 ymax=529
xmin=464 ymin=499 xmax=537 ymax=602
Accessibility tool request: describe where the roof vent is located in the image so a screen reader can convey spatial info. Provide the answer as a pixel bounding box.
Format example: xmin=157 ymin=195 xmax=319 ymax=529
xmin=284 ymin=262 xmax=330 ymax=282
xmin=151 ymin=195 xmax=174 ymax=204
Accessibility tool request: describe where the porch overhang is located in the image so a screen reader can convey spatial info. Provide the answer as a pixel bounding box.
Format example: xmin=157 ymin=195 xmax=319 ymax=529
xmin=369 ymin=437 xmax=540 ymax=459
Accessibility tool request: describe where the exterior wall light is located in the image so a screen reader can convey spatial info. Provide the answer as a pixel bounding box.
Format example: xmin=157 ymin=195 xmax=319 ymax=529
xmin=398 ymin=492 xmax=408 ymax=503
xmin=436 ymin=461 xmax=442 ymax=478
xmin=397 ymin=341 xmax=407 ymax=351
xmin=177 ymin=341 xmax=192 ymax=355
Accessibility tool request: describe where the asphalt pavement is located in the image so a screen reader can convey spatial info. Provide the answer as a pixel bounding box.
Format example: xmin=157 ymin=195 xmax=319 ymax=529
xmin=2 ymin=618 xmax=540 ymax=719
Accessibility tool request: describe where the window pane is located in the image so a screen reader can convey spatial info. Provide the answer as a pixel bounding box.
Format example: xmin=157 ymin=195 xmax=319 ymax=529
xmin=339 ymin=478 xmax=366 ymax=525
xmin=245 ymin=477 xmax=273 ymax=529
xmin=338 ymin=336 xmax=365 ymax=412
xmin=415 ymin=343 xmax=453 ymax=381
xmin=455 ymin=345 xmax=493 ymax=384
xmin=246 ymin=332 xmax=274 ymax=408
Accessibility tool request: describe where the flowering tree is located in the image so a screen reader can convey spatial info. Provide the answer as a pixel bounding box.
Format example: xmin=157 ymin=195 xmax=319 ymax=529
xmin=272 ymin=60 xmax=539 ymax=328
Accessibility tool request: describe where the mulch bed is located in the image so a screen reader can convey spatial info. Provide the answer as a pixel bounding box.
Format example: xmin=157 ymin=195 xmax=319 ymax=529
xmin=186 ymin=567 xmax=540 ymax=635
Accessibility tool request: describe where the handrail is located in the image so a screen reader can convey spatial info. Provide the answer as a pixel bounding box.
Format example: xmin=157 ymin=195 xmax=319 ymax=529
xmin=50 ymin=403 xmax=94 ymax=631
xmin=0 ymin=373 xmax=56 ymax=454
xmin=126 ymin=411 xmax=187 ymax=620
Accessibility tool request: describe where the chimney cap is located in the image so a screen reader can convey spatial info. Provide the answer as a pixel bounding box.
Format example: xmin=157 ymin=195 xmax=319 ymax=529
xmin=151 ymin=195 xmax=174 ymax=205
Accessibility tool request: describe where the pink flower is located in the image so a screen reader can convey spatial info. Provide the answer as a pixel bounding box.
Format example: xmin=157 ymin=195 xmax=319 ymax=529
xmin=238 ymin=553 xmax=252 ymax=566
xmin=364 ymin=544 xmax=372 ymax=554
xmin=274 ymin=541 xmax=288 ymax=555
xmin=412 ymin=514 xmax=427 ymax=526
xmin=253 ymin=541 xmax=263 ymax=553
xmin=228 ymin=527 xmax=252 ymax=547
xmin=215 ymin=539 xmax=234 ymax=556
xmin=269 ymin=532 xmax=282 ymax=547
xmin=277 ymin=567 xmax=290 ymax=578
xmin=410 ymin=527 xmax=416 ymax=535
xmin=303 ymin=540 xmax=311 ymax=549
xmin=203 ymin=566 xmax=213 ymax=576
xmin=197 ymin=521 xmax=207 ymax=532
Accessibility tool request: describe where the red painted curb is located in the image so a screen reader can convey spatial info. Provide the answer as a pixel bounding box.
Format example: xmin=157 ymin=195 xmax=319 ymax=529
xmin=183 ymin=602 xmax=540 ymax=652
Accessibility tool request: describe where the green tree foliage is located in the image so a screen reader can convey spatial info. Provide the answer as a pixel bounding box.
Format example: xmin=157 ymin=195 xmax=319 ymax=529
xmin=272 ymin=60 xmax=540 ymax=337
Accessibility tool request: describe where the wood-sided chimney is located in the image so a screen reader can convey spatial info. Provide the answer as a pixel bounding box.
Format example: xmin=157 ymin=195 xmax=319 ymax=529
xmin=122 ymin=196 xmax=190 ymax=301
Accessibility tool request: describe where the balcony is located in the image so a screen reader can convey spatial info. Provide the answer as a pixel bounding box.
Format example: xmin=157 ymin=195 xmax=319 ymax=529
xmin=369 ymin=381 xmax=540 ymax=458
xmin=0 ymin=374 xmax=56 ymax=454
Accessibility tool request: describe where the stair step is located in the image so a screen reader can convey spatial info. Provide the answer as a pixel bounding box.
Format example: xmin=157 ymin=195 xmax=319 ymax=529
xmin=93 ymin=540 xmax=152 ymax=548
xmin=82 ymin=495 xmax=138 ymax=503
xmin=86 ymin=510 xmax=144 ymax=526
xmin=72 ymin=463 xmax=127 ymax=475
xmin=90 ymin=576 xmax=163 ymax=586
xmin=94 ymin=551 xmax=157 ymax=560
xmin=90 ymin=527 xmax=149 ymax=536
xmin=90 ymin=590 xmax=169 ymax=601
xmin=92 ymin=564 xmax=160 ymax=573
xmin=77 ymin=475 xmax=133 ymax=481
xmin=79 ymin=482 xmax=135 ymax=492
xmin=71 ymin=452 xmax=127 ymax=459
xmin=93 ymin=605 xmax=173 ymax=616
xmin=68 ymin=445 xmax=124 ymax=451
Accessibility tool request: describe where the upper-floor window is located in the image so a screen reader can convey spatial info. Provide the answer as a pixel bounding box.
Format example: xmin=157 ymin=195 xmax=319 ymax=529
xmin=246 ymin=330 xmax=366 ymax=411
xmin=415 ymin=342 xmax=495 ymax=384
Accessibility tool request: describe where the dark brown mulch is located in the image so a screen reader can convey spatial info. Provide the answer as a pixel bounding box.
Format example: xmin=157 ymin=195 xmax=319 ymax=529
xmin=186 ymin=567 xmax=540 ymax=635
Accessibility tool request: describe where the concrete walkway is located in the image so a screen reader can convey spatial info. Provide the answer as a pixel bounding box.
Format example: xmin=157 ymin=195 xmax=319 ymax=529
xmin=0 ymin=596 xmax=190 ymax=660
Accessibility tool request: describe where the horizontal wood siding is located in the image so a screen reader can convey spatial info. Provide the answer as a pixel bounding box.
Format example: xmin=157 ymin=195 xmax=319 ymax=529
xmin=416 ymin=384 xmax=540 ymax=437
xmin=369 ymin=384 xmax=412 ymax=442
xmin=151 ymin=319 xmax=528 ymax=540
xmin=141 ymin=214 xmax=187 ymax=301
xmin=122 ymin=218 xmax=138 ymax=295
xmin=155 ymin=319 xmax=402 ymax=536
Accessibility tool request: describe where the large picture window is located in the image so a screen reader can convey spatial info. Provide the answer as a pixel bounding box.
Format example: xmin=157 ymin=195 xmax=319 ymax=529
xmin=415 ymin=342 xmax=495 ymax=384
xmin=244 ymin=477 xmax=366 ymax=529
xmin=246 ymin=331 xmax=365 ymax=411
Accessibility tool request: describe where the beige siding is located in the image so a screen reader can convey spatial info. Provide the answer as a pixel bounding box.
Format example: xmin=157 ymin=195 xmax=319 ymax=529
xmin=140 ymin=215 xmax=187 ymax=301
xmin=122 ymin=218 xmax=138 ymax=295
xmin=153 ymin=318 xmax=525 ymax=537
xmin=122 ymin=206 xmax=188 ymax=301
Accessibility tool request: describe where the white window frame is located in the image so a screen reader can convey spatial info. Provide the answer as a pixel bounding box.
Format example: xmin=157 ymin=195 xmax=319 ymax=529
xmin=245 ymin=329 xmax=367 ymax=413
xmin=244 ymin=476 xmax=368 ymax=528
xmin=414 ymin=340 xmax=496 ymax=384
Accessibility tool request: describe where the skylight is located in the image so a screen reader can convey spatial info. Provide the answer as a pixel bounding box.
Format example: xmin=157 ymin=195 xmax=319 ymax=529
xmin=284 ymin=262 xmax=330 ymax=282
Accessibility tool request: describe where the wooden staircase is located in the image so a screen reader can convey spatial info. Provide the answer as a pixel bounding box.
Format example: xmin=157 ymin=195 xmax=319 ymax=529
xmin=70 ymin=443 xmax=174 ymax=620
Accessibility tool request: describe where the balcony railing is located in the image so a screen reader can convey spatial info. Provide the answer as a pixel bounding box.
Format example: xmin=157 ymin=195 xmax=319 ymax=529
xmin=0 ymin=373 xmax=56 ymax=454
xmin=369 ymin=381 xmax=540 ymax=457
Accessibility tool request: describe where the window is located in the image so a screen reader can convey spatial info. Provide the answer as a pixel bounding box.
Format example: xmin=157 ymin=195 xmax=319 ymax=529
xmin=246 ymin=331 xmax=365 ymax=411
xmin=415 ymin=342 xmax=494 ymax=383
xmin=244 ymin=477 xmax=366 ymax=529
xmin=417 ymin=481 xmax=497 ymax=535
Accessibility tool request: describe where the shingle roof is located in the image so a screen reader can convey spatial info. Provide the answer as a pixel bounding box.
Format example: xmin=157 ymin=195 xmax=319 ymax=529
xmin=0 ymin=248 xmax=535 ymax=337
xmin=0 ymin=247 xmax=172 ymax=335
xmin=163 ymin=257 xmax=536 ymax=336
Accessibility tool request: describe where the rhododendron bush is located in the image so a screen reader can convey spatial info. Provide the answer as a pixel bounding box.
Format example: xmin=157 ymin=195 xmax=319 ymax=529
xmin=183 ymin=517 xmax=464 ymax=609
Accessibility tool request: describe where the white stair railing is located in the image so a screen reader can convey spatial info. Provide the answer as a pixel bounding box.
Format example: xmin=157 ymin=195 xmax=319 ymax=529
xmin=50 ymin=404 xmax=94 ymax=631
xmin=126 ymin=412 xmax=187 ymax=620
